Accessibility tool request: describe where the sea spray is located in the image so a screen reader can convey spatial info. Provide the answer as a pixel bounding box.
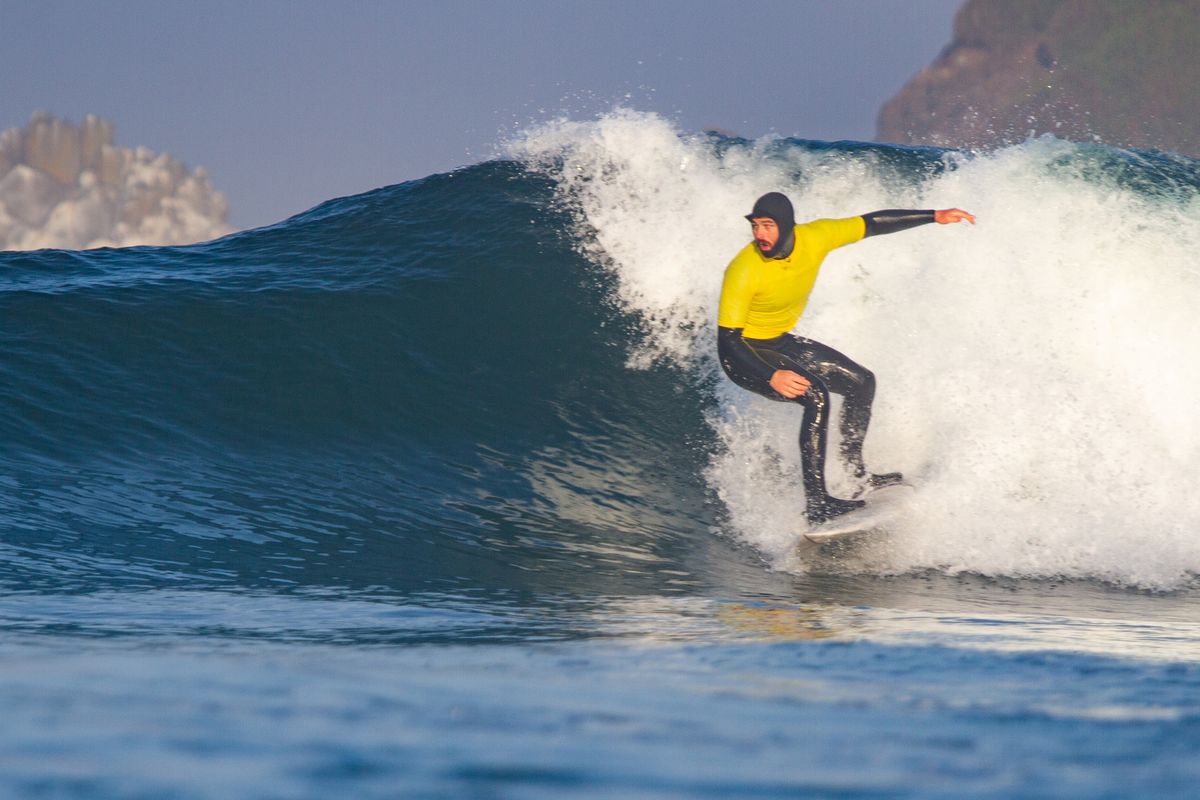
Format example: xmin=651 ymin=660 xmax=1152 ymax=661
xmin=515 ymin=110 xmax=1200 ymax=589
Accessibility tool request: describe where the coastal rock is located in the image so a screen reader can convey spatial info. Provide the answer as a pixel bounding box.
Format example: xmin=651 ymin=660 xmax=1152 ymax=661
xmin=876 ymin=0 xmax=1200 ymax=156
xmin=24 ymin=111 xmax=82 ymax=186
xmin=0 ymin=128 xmax=21 ymax=178
xmin=80 ymin=114 xmax=114 ymax=173
xmin=0 ymin=165 xmax=59 ymax=227
xmin=0 ymin=112 xmax=231 ymax=251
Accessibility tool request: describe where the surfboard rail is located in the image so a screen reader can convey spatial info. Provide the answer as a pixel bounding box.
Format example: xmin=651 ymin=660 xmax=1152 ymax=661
xmin=803 ymin=484 xmax=913 ymax=544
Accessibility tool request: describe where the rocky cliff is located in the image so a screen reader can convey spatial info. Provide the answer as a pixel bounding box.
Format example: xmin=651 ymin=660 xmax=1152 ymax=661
xmin=876 ymin=0 xmax=1200 ymax=156
xmin=0 ymin=112 xmax=232 ymax=251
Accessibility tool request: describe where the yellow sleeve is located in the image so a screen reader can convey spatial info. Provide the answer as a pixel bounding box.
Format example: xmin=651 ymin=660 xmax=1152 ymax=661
xmin=717 ymin=251 xmax=758 ymax=329
xmin=804 ymin=216 xmax=867 ymax=252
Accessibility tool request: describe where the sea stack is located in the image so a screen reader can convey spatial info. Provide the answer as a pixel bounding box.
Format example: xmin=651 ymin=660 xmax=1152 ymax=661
xmin=0 ymin=112 xmax=232 ymax=250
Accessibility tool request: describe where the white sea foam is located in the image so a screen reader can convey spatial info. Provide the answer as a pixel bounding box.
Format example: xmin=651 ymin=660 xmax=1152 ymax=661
xmin=512 ymin=110 xmax=1200 ymax=590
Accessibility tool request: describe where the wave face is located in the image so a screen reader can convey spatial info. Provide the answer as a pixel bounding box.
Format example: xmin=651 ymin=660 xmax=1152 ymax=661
xmin=0 ymin=158 xmax=745 ymax=601
xmin=4 ymin=110 xmax=1200 ymax=595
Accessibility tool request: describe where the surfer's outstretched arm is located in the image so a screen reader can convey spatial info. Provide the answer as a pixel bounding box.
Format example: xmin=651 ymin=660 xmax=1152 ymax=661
xmin=862 ymin=208 xmax=975 ymax=237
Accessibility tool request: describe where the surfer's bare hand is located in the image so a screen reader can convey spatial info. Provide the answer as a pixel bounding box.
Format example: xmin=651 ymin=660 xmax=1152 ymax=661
xmin=935 ymin=208 xmax=975 ymax=225
xmin=770 ymin=369 xmax=810 ymax=399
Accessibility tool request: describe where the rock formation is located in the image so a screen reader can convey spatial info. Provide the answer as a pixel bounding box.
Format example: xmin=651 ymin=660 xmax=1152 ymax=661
xmin=876 ymin=0 xmax=1200 ymax=156
xmin=0 ymin=112 xmax=232 ymax=251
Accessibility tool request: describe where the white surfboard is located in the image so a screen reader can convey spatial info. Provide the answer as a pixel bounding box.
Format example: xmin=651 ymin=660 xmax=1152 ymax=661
xmin=803 ymin=484 xmax=914 ymax=544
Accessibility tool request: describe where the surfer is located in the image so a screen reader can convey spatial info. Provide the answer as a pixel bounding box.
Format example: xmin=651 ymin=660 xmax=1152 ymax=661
xmin=718 ymin=192 xmax=975 ymax=525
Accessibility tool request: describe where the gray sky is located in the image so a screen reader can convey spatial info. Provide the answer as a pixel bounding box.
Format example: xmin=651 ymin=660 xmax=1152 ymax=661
xmin=0 ymin=0 xmax=960 ymax=229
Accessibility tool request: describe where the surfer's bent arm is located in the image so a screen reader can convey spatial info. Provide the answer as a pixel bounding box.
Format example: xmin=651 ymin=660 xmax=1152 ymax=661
xmin=717 ymin=325 xmax=776 ymax=384
xmin=717 ymin=256 xmax=780 ymax=386
xmin=862 ymin=208 xmax=976 ymax=237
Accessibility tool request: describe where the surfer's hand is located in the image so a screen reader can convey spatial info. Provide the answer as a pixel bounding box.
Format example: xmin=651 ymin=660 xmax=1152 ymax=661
xmin=770 ymin=370 xmax=811 ymax=399
xmin=935 ymin=208 xmax=975 ymax=225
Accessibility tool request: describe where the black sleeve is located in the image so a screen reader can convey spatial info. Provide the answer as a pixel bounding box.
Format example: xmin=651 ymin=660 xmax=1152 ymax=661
xmin=862 ymin=209 xmax=936 ymax=238
xmin=718 ymin=326 xmax=776 ymax=384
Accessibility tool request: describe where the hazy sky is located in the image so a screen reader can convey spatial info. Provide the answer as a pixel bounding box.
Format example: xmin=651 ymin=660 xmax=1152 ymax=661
xmin=1 ymin=0 xmax=961 ymax=229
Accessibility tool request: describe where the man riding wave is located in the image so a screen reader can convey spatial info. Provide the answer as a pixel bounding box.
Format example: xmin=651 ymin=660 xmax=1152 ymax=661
xmin=718 ymin=192 xmax=975 ymax=524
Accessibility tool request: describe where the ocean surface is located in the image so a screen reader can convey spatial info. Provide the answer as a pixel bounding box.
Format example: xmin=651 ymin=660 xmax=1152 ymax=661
xmin=4 ymin=110 xmax=1200 ymax=798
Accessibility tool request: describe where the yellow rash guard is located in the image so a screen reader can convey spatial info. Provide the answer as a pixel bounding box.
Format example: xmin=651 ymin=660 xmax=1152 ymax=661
xmin=717 ymin=216 xmax=866 ymax=339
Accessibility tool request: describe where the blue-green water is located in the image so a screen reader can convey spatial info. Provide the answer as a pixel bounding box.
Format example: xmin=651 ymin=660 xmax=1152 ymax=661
xmin=4 ymin=114 xmax=1200 ymax=797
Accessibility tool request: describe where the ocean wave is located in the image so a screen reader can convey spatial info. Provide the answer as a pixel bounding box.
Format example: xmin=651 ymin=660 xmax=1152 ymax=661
xmin=3 ymin=110 xmax=1199 ymax=594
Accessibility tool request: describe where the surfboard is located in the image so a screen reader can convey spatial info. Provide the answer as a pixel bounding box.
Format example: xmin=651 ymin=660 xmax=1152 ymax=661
xmin=803 ymin=484 xmax=913 ymax=544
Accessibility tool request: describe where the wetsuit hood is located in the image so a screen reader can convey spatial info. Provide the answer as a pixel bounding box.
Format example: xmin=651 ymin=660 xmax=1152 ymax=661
xmin=745 ymin=192 xmax=796 ymax=259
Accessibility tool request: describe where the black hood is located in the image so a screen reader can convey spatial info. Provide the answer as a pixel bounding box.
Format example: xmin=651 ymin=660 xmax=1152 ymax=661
xmin=745 ymin=192 xmax=796 ymax=259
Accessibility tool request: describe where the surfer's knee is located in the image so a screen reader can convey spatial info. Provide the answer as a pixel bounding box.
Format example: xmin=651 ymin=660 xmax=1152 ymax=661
xmin=856 ymin=365 xmax=876 ymax=399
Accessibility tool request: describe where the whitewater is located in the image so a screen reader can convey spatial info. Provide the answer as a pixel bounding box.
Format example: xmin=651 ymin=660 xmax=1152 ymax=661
xmin=3 ymin=110 xmax=1200 ymax=798
xmin=514 ymin=109 xmax=1200 ymax=589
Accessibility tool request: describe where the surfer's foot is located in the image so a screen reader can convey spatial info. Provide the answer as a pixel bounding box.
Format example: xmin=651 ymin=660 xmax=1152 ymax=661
xmin=852 ymin=471 xmax=905 ymax=498
xmin=806 ymin=495 xmax=865 ymax=526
